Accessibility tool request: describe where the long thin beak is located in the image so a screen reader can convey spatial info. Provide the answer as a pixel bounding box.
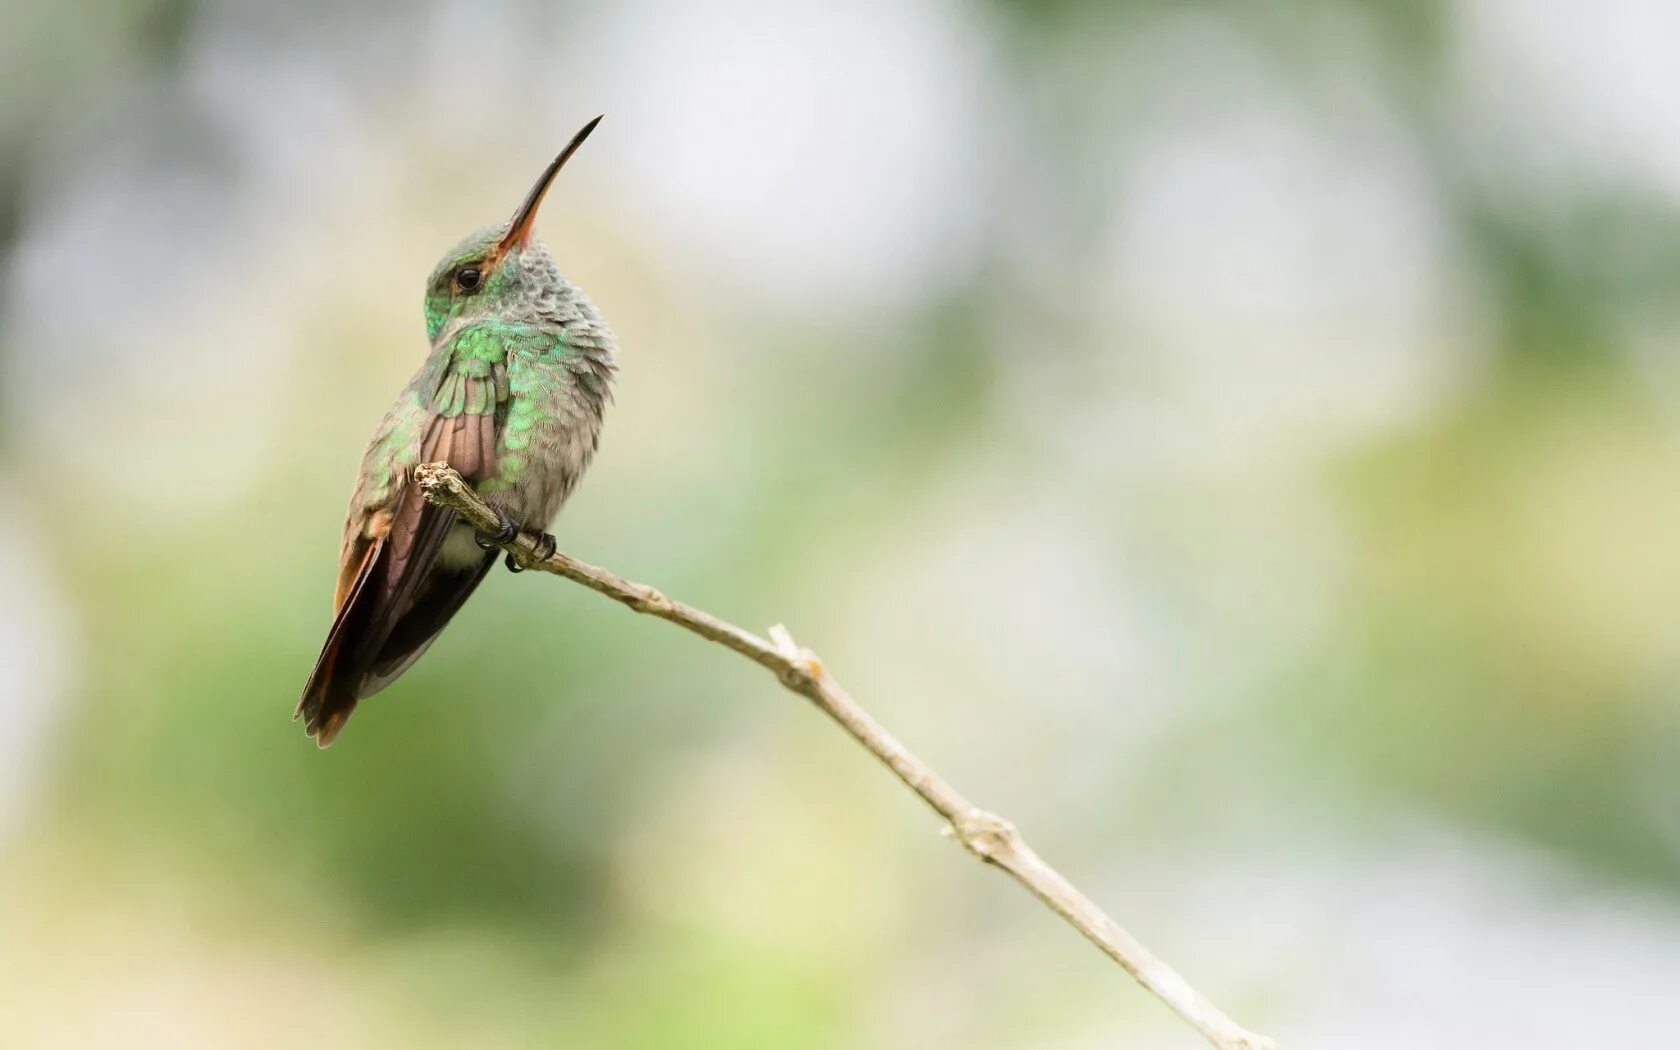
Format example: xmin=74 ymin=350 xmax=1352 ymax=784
xmin=496 ymin=114 xmax=603 ymax=255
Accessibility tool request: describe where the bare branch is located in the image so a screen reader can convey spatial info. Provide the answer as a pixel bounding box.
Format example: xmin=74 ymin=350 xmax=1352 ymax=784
xmin=415 ymin=462 xmax=1277 ymax=1050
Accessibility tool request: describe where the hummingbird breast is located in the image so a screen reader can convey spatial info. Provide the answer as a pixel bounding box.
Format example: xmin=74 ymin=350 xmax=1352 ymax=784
xmin=434 ymin=300 xmax=616 ymax=566
xmin=432 ymin=410 xmax=603 ymax=569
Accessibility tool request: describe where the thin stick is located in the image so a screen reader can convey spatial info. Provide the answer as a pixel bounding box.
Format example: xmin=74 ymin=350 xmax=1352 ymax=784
xmin=415 ymin=462 xmax=1276 ymax=1050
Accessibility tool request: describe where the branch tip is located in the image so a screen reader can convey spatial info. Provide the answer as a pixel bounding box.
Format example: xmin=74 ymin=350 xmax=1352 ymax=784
xmin=768 ymin=623 xmax=798 ymax=659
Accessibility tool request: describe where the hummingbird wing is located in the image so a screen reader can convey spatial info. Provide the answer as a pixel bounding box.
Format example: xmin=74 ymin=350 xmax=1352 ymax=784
xmin=358 ymin=408 xmax=502 ymax=688
xmin=297 ymin=347 xmax=512 ymax=746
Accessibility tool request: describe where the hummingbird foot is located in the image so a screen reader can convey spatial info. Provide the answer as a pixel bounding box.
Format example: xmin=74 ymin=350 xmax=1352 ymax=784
xmin=474 ymin=506 xmax=518 ymax=550
xmin=505 ymin=531 xmax=557 ymax=573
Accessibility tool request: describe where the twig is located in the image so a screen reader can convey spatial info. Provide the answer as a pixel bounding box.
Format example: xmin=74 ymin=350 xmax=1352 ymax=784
xmin=414 ymin=462 xmax=1277 ymax=1050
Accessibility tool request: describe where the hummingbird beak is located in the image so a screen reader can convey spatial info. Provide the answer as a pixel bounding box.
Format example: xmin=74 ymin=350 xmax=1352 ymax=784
xmin=496 ymin=115 xmax=603 ymax=258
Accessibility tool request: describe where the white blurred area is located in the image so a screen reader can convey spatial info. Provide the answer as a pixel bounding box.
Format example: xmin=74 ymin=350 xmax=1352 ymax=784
xmin=0 ymin=484 xmax=72 ymax=840
xmin=1 ymin=1 xmax=1678 ymax=1047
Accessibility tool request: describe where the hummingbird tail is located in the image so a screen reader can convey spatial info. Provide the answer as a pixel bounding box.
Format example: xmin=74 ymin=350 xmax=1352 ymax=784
xmin=296 ymin=540 xmax=382 ymax=747
xmin=298 ymin=486 xmax=497 ymax=747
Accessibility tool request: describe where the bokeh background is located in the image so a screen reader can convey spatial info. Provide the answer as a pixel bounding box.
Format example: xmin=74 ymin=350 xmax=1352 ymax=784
xmin=3 ymin=1 xmax=1679 ymax=1046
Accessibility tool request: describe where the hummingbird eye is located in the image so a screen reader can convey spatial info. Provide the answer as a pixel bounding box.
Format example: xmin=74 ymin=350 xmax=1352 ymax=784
xmin=455 ymin=266 xmax=483 ymax=293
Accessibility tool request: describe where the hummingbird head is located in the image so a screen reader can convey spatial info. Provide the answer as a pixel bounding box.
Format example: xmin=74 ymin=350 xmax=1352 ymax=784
xmin=423 ymin=115 xmax=602 ymax=343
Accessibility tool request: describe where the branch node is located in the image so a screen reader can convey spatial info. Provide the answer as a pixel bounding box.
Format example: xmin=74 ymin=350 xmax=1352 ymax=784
xmin=768 ymin=623 xmax=824 ymax=679
xmin=630 ymin=586 xmax=671 ymax=613
xmin=951 ymin=808 xmax=1019 ymax=862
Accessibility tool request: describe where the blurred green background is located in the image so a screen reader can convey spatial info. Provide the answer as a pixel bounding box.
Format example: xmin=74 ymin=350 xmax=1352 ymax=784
xmin=3 ymin=1 xmax=1678 ymax=1046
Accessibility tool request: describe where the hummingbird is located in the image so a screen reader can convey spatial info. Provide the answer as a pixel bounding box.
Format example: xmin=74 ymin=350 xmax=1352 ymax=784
xmin=296 ymin=116 xmax=616 ymax=747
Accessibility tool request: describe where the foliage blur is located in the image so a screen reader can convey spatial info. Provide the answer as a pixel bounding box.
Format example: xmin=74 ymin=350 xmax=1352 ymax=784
xmin=2 ymin=1 xmax=1678 ymax=1046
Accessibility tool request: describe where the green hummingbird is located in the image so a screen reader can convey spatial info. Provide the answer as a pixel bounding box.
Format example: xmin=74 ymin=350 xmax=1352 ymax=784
xmin=296 ymin=116 xmax=616 ymax=747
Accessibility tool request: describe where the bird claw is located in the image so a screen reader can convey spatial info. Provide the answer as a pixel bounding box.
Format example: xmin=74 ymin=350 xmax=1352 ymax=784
xmin=505 ymin=531 xmax=556 ymax=573
xmin=474 ymin=502 xmax=555 ymax=573
xmin=474 ymin=506 xmax=518 ymax=550
xmin=534 ymin=532 xmax=558 ymax=561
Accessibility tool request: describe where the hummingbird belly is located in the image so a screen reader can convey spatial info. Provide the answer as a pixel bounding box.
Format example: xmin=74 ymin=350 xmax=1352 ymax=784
xmin=436 ymin=521 xmax=493 ymax=569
